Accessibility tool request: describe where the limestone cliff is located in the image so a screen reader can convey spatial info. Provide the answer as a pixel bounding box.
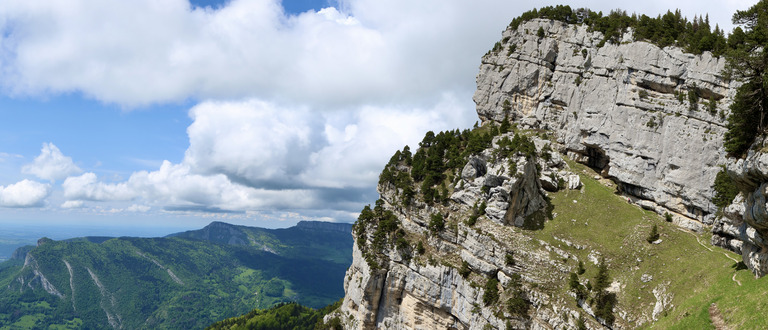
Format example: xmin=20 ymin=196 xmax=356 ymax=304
xmin=474 ymin=18 xmax=734 ymax=230
xmin=338 ymin=132 xmax=590 ymax=329
xmin=334 ymin=16 xmax=766 ymax=330
xmin=720 ymin=140 xmax=768 ymax=277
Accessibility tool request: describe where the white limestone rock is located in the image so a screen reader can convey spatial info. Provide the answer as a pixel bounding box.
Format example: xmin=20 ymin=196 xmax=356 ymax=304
xmin=475 ymin=19 xmax=734 ymax=226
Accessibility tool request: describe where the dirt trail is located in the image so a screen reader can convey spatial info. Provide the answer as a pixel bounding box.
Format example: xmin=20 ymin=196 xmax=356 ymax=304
xmin=709 ymin=303 xmax=729 ymax=330
xmin=675 ymin=228 xmax=742 ymax=286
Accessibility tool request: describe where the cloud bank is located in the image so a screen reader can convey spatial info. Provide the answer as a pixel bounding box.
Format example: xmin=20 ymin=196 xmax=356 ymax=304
xmin=58 ymin=98 xmax=466 ymax=220
xmin=0 ymin=0 xmax=753 ymax=221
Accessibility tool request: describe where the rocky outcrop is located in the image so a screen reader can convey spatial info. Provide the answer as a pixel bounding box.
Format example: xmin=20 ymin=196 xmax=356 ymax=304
xmin=14 ymin=253 xmax=65 ymax=298
xmin=336 ymin=128 xmax=600 ymax=329
xmin=720 ymin=137 xmax=768 ymax=276
xmin=474 ymin=18 xmax=735 ymax=228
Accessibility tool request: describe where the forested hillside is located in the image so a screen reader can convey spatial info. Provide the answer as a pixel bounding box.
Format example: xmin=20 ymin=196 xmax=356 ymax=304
xmin=0 ymin=221 xmax=352 ymax=329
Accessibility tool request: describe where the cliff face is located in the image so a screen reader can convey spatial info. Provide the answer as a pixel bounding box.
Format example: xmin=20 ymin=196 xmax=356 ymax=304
xmin=474 ymin=19 xmax=734 ymax=230
xmin=721 ymin=142 xmax=768 ymax=276
xmin=340 ymin=135 xmax=584 ymax=329
xmin=336 ymin=17 xmax=768 ymax=330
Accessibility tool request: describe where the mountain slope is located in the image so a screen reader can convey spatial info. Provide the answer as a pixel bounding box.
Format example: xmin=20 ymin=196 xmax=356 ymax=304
xmin=0 ymin=221 xmax=352 ymax=329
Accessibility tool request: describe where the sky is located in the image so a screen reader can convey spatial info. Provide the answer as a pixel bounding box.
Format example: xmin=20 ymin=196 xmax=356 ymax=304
xmin=0 ymin=0 xmax=756 ymax=234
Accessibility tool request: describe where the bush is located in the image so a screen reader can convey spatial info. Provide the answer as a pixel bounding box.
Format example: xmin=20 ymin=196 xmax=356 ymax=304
xmin=577 ymin=260 xmax=585 ymax=275
xmin=505 ymin=253 xmax=515 ymax=266
xmin=688 ymin=84 xmax=699 ymax=111
xmin=708 ymin=96 xmax=718 ymax=114
xmin=507 ymin=44 xmax=517 ymax=56
xmin=507 ymin=295 xmax=529 ymax=316
xmin=483 ymin=277 xmax=500 ymax=306
xmin=576 ymin=315 xmax=587 ymax=330
xmin=537 ymin=27 xmax=545 ymax=38
xmin=428 ymin=213 xmax=445 ymax=234
xmin=664 ymin=212 xmax=673 ymax=222
xmin=459 ymin=261 xmax=471 ymax=278
xmin=712 ymin=168 xmax=739 ymax=208
xmin=568 ymin=273 xmax=580 ymax=291
xmin=416 ymin=241 xmax=425 ymax=255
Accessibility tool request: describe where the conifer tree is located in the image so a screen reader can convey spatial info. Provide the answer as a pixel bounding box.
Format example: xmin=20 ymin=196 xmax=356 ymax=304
xmin=724 ymin=0 xmax=768 ymax=156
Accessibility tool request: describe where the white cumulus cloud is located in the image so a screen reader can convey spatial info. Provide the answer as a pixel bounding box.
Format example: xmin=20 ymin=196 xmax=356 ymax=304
xmin=10 ymin=0 xmax=751 ymax=222
xmin=61 ymin=200 xmax=84 ymax=208
xmin=0 ymin=0 xmax=522 ymax=107
xmin=22 ymin=143 xmax=82 ymax=181
xmin=57 ymin=96 xmax=471 ymax=220
xmin=0 ymin=179 xmax=50 ymax=207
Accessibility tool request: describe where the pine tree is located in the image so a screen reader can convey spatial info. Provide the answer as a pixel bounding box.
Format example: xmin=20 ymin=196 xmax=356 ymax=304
xmin=593 ymin=258 xmax=610 ymax=294
xmin=647 ymin=224 xmax=660 ymax=243
xmin=724 ymin=0 xmax=768 ymax=156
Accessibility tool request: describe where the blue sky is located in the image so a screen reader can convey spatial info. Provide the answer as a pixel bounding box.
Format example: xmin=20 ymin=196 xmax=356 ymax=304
xmin=0 ymin=0 xmax=754 ymax=235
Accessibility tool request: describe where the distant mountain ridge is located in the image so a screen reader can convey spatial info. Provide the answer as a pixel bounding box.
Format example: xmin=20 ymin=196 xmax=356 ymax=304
xmin=0 ymin=220 xmax=353 ymax=329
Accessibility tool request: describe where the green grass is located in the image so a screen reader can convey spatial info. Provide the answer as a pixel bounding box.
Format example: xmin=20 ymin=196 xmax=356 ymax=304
xmin=527 ymin=160 xmax=760 ymax=328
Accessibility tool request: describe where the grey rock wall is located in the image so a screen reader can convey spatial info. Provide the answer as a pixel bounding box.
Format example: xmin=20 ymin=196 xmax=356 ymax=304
xmin=474 ymin=19 xmax=735 ymax=227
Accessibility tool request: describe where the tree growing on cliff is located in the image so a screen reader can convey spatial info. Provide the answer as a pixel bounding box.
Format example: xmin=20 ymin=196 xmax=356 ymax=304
xmin=724 ymin=0 xmax=768 ymax=157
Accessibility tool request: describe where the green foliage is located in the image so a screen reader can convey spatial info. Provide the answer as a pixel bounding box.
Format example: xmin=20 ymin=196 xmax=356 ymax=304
xmin=500 ymin=113 xmax=511 ymax=134
xmin=569 ymin=272 xmax=587 ymax=300
xmin=0 ymin=222 xmax=353 ymax=329
xmin=723 ymin=1 xmax=768 ymax=157
xmin=507 ymin=44 xmax=517 ymax=56
xmin=537 ymin=26 xmax=545 ymax=38
xmin=504 ymin=272 xmax=530 ymax=316
xmin=505 ymin=253 xmax=515 ymax=266
xmin=379 ymin=146 xmax=417 ymax=206
xmin=576 ymin=315 xmax=587 ymax=330
xmin=206 ymin=299 xmax=343 ymax=330
xmin=638 ymin=89 xmax=649 ymax=99
xmin=416 ymin=241 xmax=425 ymax=255
xmin=646 ymin=224 xmax=660 ymax=243
xmin=459 ymin=261 xmax=471 ymax=279
xmin=665 ymin=212 xmax=673 ymax=222
xmin=575 ymin=75 xmax=582 ymax=86
xmin=725 ymin=81 xmax=766 ymax=156
xmin=495 ymin=133 xmax=536 ymax=159
xmin=506 ymin=294 xmax=529 ymax=317
xmin=712 ymin=168 xmax=739 ymax=208
xmin=482 ymin=276 xmax=500 ymax=306
xmin=508 ymin=6 xmax=729 ymax=55
xmin=591 ymin=258 xmax=615 ymax=325
xmin=263 ymin=278 xmax=286 ymax=297
xmin=569 ymin=273 xmax=581 ymax=291
xmin=492 ymin=41 xmax=503 ymax=54
xmin=428 ymin=213 xmax=446 ymax=235
xmin=354 ymin=200 xmax=409 ymax=269
xmin=687 ymin=84 xmax=699 ymax=111
xmin=592 ymin=258 xmax=610 ymax=294
xmin=466 ymin=201 xmax=487 ymax=227
xmin=577 ymin=260 xmax=586 ymax=275
xmin=707 ymin=96 xmax=718 ymax=114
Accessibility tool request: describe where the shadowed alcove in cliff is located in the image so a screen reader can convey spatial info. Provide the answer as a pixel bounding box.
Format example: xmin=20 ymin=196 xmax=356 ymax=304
xmin=584 ymin=145 xmax=610 ymax=174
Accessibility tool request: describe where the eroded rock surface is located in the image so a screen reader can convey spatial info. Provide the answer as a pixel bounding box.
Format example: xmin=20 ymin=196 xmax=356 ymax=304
xmin=474 ymin=19 xmax=735 ymax=226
